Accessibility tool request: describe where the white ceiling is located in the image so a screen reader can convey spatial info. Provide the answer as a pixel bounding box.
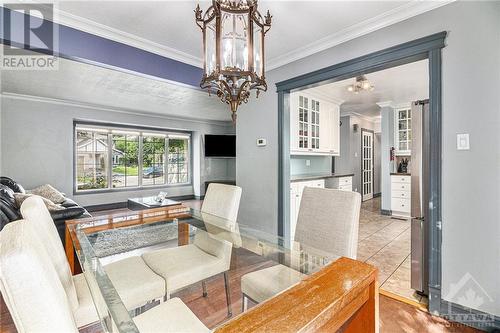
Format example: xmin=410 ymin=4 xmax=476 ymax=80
xmin=300 ymin=59 xmax=429 ymax=118
xmin=1 ymin=58 xmax=231 ymax=121
xmin=50 ymin=1 xmax=451 ymax=69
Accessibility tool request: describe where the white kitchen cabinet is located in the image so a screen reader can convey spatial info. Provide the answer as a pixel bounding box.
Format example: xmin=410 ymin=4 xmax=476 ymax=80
xmin=325 ymin=176 xmax=353 ymax=192
xmin=289 ymin=179 xmax=325 ymax=246
xmin=394 ymin=104 xmax=412 ymax=156
xmin=290 ymin=92 xmax=340 ymax=156
xmin=391 ymin=175 xmax=411 ymax=217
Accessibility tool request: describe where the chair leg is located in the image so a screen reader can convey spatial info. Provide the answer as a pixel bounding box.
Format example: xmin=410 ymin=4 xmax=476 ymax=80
xmin=223 ymin=271 xmax=232 ymax=317
xmin=202 ymin=280 xmax=208 ymax=297
xmin=241 ymin=293 xmax=248 ymax=313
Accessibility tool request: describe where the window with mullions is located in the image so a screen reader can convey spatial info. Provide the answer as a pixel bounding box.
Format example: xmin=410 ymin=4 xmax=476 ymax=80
xmin=142 ymin=134 xmax=166 ymax=186
xmin=75 ymin=125 xmax=191 ymax=192
xmin=112 ymin=132 xmax=139 ymax=188
xmin=168 ymin=137 xmax=189 ymax=184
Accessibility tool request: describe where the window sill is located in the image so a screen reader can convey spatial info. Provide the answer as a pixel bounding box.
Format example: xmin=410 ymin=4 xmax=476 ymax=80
xmin=73 ymin=183 xmax=192 ymax=196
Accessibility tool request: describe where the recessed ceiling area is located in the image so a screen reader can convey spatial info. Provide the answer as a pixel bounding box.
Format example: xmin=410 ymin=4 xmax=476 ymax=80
xmin=299 ymin=59 xmax=429 ymax=118
xmin=52 ymin=1 xmax=450 ymax=69
xmin=1 ymin=58 xmax=231 ymax=121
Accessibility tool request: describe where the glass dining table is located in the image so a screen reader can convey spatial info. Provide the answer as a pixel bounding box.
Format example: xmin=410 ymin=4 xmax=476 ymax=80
xmin=67 ymin=205 xmax=340 ymax=333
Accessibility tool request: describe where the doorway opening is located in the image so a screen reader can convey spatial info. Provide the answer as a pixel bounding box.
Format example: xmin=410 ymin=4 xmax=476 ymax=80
xmin=277 ymin=32 xmax=445 ymax=313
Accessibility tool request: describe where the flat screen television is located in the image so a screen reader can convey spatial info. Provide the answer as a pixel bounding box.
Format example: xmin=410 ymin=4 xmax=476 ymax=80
xmin=204 ymin=135 xmax=236 ymax=157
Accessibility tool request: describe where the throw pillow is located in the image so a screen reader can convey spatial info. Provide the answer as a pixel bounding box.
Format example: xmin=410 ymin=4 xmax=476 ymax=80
xmin=14 ymin=193 xmax=64 ymax=212
xmin=27 ymin=184 xmax=65 ymax=204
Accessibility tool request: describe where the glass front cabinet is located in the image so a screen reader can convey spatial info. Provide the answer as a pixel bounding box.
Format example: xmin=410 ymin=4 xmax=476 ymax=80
xmin=290 ymin=92 xmax=340 ymax=156
xmin=394 ymin=105 xmax=412 ymax=156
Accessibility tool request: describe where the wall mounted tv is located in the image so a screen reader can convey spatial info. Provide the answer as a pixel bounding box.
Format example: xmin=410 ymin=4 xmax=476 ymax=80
xmin=204 ymin=135 xmax=236 ymax=157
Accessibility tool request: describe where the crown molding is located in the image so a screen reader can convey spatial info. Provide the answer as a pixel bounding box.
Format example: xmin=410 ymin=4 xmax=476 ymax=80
xmin=299 ymin=89 xmax=344 ymax=106
xmin=376 ymin=101 xmax=394 ymax=108
xmin=28 ymin=1 xmax=452 ymax=71
xmin=340 ymin=111 xmax=381 ymax=124
xmin=1 ymin=92 xmax=231 ymax=126
xmin=267 ymin=0 xmax=454 ymax=70
xmin=49 ymin=7 xmax=203 ymax=68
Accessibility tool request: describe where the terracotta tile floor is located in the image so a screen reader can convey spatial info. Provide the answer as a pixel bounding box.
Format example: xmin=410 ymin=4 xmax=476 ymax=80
xmin=358 ymin=197 xmax=426 ymax=304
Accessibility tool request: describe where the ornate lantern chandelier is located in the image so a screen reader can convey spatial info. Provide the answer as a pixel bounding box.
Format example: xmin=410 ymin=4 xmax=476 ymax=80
xmin=195 ymin=0 xmax=272 ymax=123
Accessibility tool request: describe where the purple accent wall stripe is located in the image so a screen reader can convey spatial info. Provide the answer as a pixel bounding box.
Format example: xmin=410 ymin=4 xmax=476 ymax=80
xmin=1 ymin=6 xmax=203 ymax=87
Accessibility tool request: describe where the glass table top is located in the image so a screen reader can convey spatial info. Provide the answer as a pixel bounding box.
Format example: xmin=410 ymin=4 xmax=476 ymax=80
xmin=70 ymin=206 xmax=339 ymax=332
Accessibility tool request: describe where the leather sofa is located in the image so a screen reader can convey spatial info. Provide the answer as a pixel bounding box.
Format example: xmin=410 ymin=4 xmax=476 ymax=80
xmin=0 ymin=177 xmax=91 ymax=245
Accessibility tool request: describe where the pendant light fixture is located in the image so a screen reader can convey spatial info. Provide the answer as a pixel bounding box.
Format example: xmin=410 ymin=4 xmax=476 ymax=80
xmin=346 ymin=75 xmax=375 ymax=94
xmin=195 ymin=0 xmax=272 ymax=123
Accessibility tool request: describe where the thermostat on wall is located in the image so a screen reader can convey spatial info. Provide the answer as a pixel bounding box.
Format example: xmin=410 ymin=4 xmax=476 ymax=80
xmin=256 ymin=138 xmax=267 ymax=147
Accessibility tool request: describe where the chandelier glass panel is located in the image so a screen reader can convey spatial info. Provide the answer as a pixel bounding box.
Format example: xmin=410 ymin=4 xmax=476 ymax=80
xmin=195 ymin=0 xmax=272 ymax=122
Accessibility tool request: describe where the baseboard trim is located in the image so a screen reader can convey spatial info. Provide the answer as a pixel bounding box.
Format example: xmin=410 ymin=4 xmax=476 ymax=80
xmin=380 ymin=209 xmax=392 ymax=216
xmin=379 ymin=289 xmax=428 ymax=311
xmin=373 ymin=192 xmax=381 ymax=198
xmin=85 ymin=194 xmax=197 ymax=212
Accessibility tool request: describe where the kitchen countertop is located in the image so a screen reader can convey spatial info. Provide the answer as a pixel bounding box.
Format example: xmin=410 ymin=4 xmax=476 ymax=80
xmin=390 ymin=173 xmax=411 ymax=176
xmin=290 ymin=173 xmax=355 ymax=182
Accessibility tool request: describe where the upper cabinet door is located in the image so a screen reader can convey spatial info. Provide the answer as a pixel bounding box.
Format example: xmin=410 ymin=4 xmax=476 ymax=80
xmin=394 ymin=105 xmax=412 ymax=156
xmin=290 ymin=92 xmax=340 ymax=156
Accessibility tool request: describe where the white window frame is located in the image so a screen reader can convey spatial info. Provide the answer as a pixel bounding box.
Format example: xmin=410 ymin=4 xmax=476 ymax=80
xmin=74 ymin=123 xmax=191 ymax=194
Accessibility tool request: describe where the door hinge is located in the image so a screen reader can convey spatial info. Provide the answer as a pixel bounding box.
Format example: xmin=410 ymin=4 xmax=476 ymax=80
xmin=436 ymin=221 xmax=442 ymax=230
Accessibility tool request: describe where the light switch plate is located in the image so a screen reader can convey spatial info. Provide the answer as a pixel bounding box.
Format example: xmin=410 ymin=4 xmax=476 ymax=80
xmin=306 ymin=159 xmax=311 ymax=166
xmin=456 ymin=133 xmax=470 ymax=150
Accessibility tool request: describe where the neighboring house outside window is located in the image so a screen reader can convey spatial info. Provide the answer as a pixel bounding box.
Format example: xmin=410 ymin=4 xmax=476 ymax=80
xmin=75 ymin=124 xmax=191 ymax=192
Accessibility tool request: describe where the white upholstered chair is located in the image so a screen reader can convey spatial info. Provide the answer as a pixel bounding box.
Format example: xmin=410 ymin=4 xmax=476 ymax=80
xmin=0 ymin=220 xmax=209 ymax=333
xmin=20 ymin=196 xmax=165 ymax=318
xmin=142 ymin=183 xmax=242 ymax=317
xmin=240 ymin=187 xmax=361 ymax=310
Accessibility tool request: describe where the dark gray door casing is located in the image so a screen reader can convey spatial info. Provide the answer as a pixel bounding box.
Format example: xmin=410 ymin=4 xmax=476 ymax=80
xmin=276 ymin=31 xmax=457 ymax=324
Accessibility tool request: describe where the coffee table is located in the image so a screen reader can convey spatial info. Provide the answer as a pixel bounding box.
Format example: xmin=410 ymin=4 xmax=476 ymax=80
xmin=127 ymin=196 xmax=181 ymax=210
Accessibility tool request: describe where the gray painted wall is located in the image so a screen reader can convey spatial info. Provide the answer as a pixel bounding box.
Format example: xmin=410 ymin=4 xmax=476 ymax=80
xmin=334 ymin=116 xmax=352 ymax=175
xmin=236 ymin=1 xmax=500 ymax=316
xmin=374 ymin=133 xmax=381 ymax=195
xmin=0 ymin=96 xmax=234 ymax=206
xmin=380 ymin=106 xmax=396 ymax=211
xmin=348 ymin=114 xmax=379 ymax=194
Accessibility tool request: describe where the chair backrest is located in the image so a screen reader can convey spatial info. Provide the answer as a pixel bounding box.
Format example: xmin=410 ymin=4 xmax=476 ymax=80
xmin=201 ymin=183 xmax=242 ymax=222
xmin=294 ymin=187 xmax=361 ymax=259
xmin=0 ymin=220 xmax=78 ymax=333
xmin=20 ymin=196 xmax=79 ymax=311
xmin=195 ymin=184 xmax=242 ymax=266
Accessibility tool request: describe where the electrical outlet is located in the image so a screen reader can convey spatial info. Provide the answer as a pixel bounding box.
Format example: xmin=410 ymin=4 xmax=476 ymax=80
xmin=306 ymin=159 xmax=311 ymax=166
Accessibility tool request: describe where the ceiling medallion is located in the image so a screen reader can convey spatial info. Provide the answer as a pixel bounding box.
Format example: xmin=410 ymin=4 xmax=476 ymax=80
xmin=347 ymin=75 xmax=375 ymax=94
xmin=195 ymin=0 xmax=272 ymax=123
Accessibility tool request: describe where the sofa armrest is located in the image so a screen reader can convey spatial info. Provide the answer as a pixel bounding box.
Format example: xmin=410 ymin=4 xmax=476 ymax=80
xmin=51 ymin=206 xmax=86 ymax=222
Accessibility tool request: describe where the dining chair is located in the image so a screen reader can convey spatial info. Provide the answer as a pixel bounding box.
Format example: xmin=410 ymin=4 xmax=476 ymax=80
xmin=142 ymin=183 xmax=242 ymax=317
xmin=240 ymin=187 xmax=361 ymax=310
xmin=20 ymin=196 xmax=166 ymax=318
xmin=0 ymin=220 xmax=209 ymax=333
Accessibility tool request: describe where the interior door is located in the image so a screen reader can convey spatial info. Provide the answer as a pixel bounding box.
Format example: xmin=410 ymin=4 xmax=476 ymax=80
xmin=361 ymin=130 xmax=374 ymax=201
